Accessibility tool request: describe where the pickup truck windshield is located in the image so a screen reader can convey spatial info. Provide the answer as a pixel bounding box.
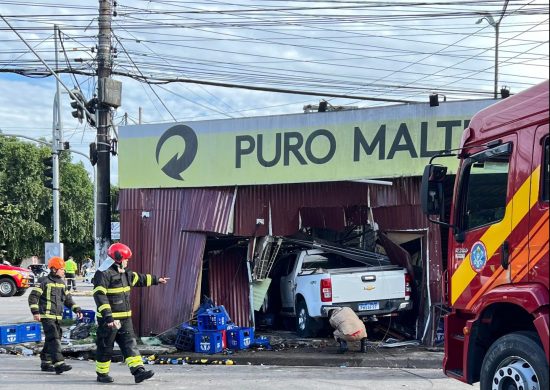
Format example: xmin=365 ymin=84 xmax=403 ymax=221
xmin=302 ymin=253 xmax=365 ymax=270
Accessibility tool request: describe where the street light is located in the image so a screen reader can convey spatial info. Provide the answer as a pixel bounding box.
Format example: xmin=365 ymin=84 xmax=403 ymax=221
xmin=476 ymin=1 xmax=510 ymax=99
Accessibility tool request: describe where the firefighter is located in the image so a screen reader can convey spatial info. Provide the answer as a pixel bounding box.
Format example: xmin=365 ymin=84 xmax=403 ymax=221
xmin=28 ymin=256 xmax=83 ymax=373
xmin=329 ymin=307 xmax=368 ymax=353
xmin=93 ymin=243 xmax=169 ymax=384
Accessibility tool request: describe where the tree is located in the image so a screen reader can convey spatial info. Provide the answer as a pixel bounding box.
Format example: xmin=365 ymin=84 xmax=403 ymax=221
xmin=0 ymin=136 xmax=94 ymax=264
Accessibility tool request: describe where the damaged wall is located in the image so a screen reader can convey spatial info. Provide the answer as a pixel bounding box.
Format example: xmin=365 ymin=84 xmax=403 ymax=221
xmin=120 ymin=178 xmax=443 ymax=343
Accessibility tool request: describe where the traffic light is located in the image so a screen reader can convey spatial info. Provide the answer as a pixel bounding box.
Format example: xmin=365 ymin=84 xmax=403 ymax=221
xmin=43 ymin=156 xmax=54 ymax=189
xmin=70 ymin=89 xmax=85 ymax=123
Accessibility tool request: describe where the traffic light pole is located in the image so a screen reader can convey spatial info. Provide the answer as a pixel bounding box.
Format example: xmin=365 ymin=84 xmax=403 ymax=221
xmin=96 ymin=0 xmax=113 ymax=265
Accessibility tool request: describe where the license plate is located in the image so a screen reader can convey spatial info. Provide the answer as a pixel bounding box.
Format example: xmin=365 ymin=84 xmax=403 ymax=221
xmin=358 ymin=302 xmax=379 ymax=311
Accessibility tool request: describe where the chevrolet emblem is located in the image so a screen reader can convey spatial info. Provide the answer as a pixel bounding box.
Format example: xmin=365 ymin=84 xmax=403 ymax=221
xmin=364 ymin=286 xmax=375 ymax=291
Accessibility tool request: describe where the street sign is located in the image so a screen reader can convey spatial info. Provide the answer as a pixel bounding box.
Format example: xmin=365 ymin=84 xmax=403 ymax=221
xmin=111 ymin=222 xmax=120 ymax=241
xmin=45 ymin=242 xmax=64 ymax=260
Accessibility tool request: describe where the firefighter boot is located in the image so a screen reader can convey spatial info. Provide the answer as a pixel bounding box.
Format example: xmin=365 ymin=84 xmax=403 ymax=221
xmin=337 ymin=338 xmax=348 ymax=354
xmin=40 ymin=362 xmax=55 ymax=372
xmin=133 ymin=367 xmax=154 ymax=383
xmin=54 ymin=363 xmax=72 ymax=374
xmin=96 ymin=373 xmax=114 ymax=383
xmin=360 ymin=337 xmax=368 ymax=353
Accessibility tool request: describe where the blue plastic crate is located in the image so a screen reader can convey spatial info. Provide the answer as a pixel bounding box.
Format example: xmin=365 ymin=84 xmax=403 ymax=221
xmin=0 ymin=324 xmax=18 ymax=345
xmin=227 ymin=327 xmax=254 ymax=350
xmin=197 ymin=312 xmax=227 ymax=331
xmin=175 ymin=325 xmax=197 ymax=351
xmin=194 ymin=331 xmax=223 ymax=354
xmin=78 ymin=310 xmax=95 ymax=324
xmin=17 ymin=322 xmax=41 ymax=343
xmin=62 ymin=306 xmax=73 ymax=320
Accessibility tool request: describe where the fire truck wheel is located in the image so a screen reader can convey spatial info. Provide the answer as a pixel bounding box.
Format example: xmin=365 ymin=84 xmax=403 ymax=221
xmin=480 ymin=331 xmax=548 ymax=390
xmin=0 ymin=278 xmax=16 ymax=297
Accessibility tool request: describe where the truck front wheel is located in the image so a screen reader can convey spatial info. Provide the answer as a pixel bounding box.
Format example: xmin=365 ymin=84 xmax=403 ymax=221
xmin=0 ymin=278 xmax=16 ymax=297
xmin=480 ymin=331 xmax=548 ymax=390
xmin=295 ymin=300 xmax=320 ymax=338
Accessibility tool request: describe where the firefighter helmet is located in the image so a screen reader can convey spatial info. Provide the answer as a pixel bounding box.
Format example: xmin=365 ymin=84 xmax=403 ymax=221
xmin=108 ymin=243 xmax=132 ymax=262
xmin=48 ymin=256 xmax=65 ymax=270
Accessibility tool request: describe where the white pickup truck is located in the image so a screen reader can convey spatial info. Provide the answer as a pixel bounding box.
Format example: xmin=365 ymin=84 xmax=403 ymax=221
xmin=279 ymin=249 xmax=412 ymax=337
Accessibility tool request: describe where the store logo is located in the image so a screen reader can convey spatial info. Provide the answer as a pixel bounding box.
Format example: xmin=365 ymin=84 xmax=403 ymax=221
xmin=155 ymin=125 xmax=198 ymax=180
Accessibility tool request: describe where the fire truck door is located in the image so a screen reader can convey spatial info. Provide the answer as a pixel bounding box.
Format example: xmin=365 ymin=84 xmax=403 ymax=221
xmin=527 ymin=124 xmax=549 ymax=284
xmin=452 ymin=135 xmax=516 ymax=306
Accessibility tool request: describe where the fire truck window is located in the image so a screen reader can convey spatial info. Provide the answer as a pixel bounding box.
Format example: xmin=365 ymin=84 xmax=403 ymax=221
xmin=542 ymin=137 xmax=549 ymax=202
xmin=463 ymin=156 xmax=510 ymax=231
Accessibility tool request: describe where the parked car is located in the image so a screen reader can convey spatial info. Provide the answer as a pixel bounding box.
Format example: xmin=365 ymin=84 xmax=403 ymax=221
xmin=28 ymin=264 xmax=49 ymax=285
xmin=0 ymin=263 xmax=32 ymax=297
xmin=278 ymin=249 xmax=412 ymax=337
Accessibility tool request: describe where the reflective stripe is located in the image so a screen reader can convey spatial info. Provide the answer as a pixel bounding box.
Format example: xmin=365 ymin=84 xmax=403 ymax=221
xmin=96 ymin=310 xmax=132 ymax=319
xmin=46 ymin=284 xmax=52 ymax=312
xmin=32 ymin=287 xmax=43 ymax=294
xmin=112 ymin=311 xmax=132 ymax=319
xmin=125 ymin=356 xmax=143 ymax=368
xmin=106 ymin=286 xmax=131 ymax=294
xmin=93 ymin=286 xmax=107 ymax=294
xmin=98 ymin=304 xmax=111 ymax=313
xmin=132 ymin=272 xmax=139 ymax=286
xmin=54 ymin=361 xmax=66 ymax=367
xmin=46 ymin=283 xmax=66 ymax=288
xmin=29 ymin=304 xmax=39 ymax=309
xmin=146 ymin=275 xmax=152 ymax=287
xmin=96 ymin=360 xmax=111 ymax=374
xmin=41 ymin=314 xmax=62 ymax=320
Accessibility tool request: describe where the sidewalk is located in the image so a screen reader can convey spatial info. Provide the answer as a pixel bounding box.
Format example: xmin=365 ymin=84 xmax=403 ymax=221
xmin=3 ymin=331 xmax=443 ymax=370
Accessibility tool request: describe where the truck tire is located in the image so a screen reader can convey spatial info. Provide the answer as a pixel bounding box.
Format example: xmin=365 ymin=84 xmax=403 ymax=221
xmin=295 ymin=300 xmax=321 ymax=338
xmin=0 ymin=278 xmax=16 ymax=297
xmin=480 ymin=331 xmax=548 ymax=390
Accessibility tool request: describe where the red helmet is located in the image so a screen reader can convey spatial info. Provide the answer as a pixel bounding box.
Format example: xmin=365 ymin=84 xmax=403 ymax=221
xmin=108 ymin=243 xmax=132 ymax=262
xmin=48 ymin=256 xmax=65 ymax=270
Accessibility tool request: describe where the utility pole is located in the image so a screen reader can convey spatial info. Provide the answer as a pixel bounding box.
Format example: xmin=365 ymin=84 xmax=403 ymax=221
xmin=52 ymin=25 xmax=62 ymax=244
xmin=96 ymin=0 xmax=113 ymax=264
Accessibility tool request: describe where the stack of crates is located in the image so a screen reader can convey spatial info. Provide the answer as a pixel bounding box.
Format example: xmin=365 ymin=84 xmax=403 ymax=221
xmin=226 ymin=327 xmax=254 ymax=350
xmin=194 ymin=307 xmax=230 ymax=354
xmin=0 ymin=322 xmax=42 ymax=345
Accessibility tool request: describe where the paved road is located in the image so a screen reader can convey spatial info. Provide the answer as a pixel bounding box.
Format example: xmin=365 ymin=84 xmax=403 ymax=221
xmin=0 ymin=281 xmax=96 ymax=324
xmin=0 ymin=354 xmax=478 ymax=389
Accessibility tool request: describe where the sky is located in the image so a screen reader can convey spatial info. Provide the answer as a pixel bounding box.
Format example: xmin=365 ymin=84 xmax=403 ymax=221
xmin=0 ymin=0 xmax=548 ymax=185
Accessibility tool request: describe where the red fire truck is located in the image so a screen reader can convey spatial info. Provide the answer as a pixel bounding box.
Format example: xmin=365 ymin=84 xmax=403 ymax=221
xmin=421 ymin=80 xmax=549 ymax=390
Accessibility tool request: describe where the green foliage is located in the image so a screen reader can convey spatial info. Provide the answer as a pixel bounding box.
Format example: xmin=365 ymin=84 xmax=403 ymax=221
xmin=0 ymin=136 xmax=94 ymax=264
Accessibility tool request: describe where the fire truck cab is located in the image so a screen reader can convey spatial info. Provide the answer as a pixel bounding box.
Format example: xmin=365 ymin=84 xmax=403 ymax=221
xmin=421 ymin=81 xmax=549 ymax=390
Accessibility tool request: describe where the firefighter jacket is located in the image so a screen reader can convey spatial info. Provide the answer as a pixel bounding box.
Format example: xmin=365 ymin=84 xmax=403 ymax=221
xmin=92 ymin=263 xmax=159 ymax=323
xmin=28 ymin=273 xmax=81 ymax=320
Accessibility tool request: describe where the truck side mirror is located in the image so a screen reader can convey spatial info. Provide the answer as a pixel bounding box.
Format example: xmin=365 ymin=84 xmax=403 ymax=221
xmin=421 ymin=164 xmax=447 ymax=219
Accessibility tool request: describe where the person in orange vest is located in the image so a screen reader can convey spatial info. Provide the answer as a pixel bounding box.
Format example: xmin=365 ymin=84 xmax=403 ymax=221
xmin=93 ymin=243 xmax=169 ymax=383
xmin=28 ymin=256 xmax=83 ymax=373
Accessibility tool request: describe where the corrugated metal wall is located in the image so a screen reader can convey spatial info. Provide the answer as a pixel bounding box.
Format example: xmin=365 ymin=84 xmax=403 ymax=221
xmin=208 ymin=249 xmax=251 ymax=327
xmin=120 ymin=188 xmax=234 ymax=336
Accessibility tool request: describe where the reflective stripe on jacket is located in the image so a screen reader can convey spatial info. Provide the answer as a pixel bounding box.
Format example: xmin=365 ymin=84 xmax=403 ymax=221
xmin=92 ymin=263 xmax=158 ymax=322
xmin=28 ymin=273 xmax=80 ymax=320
